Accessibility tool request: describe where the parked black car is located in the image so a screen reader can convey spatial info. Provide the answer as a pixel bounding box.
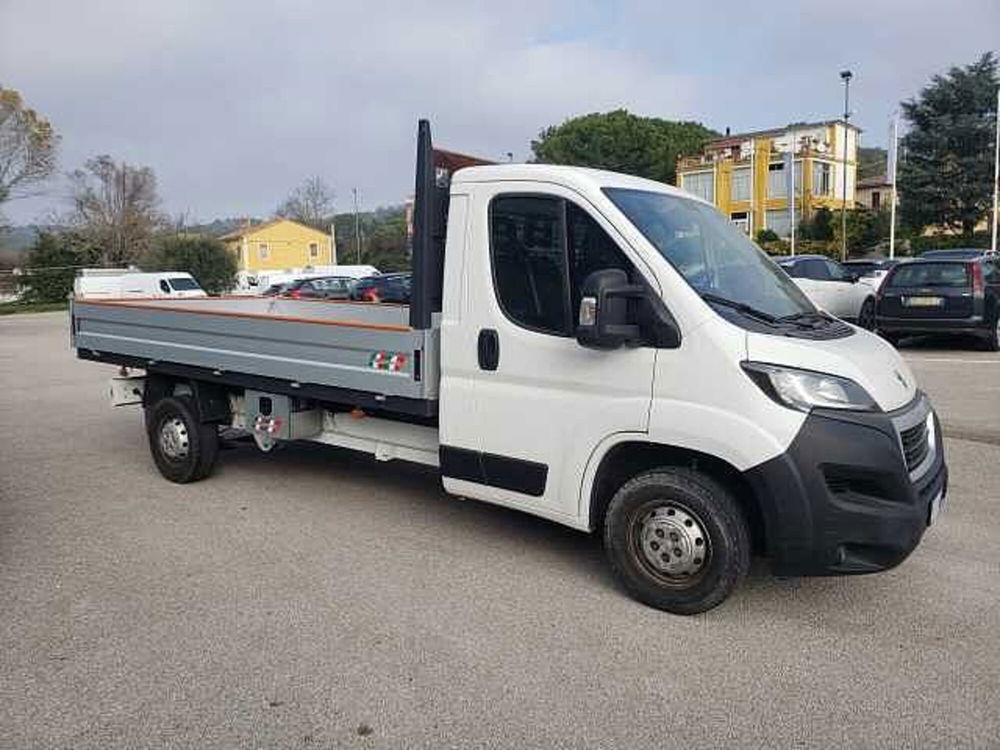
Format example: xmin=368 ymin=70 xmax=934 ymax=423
xmin=876 ymin=256 xmax=1000 ymax=350
xmin=350 ymin=273 xmax=412 ymax=303
xmin=280 ymin=276 xmax=354 ymax=300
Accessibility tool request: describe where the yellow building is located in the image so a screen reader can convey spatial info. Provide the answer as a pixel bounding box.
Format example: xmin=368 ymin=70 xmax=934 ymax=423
xmin=219 ymin=218 xmax=334 ymax=273
xmin=676 ymin=120 xmax=860 ymax=237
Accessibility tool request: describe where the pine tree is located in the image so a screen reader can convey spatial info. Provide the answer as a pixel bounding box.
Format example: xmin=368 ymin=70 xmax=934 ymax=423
xmin=899 ymin=53 xmax=999 ymax=237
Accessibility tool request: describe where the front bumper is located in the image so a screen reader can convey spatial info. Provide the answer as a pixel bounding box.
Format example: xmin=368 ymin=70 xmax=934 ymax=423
xmin=878 ymin=315 xmax=989 ymax=337
xmin=746 ymin=392 xmax=947 ymax=576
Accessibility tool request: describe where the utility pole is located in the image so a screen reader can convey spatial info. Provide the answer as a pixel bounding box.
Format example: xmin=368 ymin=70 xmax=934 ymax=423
xmin=352 ymin=187 xmax=361 ymax=264
xmin=889 ymin=112 xmax=899 ymax=259
xmin=840 ymin=69 xmax=853 ymax=261
xmin=992 ymin=86 xmax=999 ymax=254
xmin=789 ymin=130 xmax=797 ymax=257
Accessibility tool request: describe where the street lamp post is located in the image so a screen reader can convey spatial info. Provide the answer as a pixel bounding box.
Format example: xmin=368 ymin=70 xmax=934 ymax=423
xmin=840 ymin=69 xmax=853 ymax=261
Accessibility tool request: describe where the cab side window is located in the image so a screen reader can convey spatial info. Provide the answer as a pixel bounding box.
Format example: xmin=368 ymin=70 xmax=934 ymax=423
xmin=490 ymin=195 xmax=637 ymax=337
xmin=490 ymin=196 xmax=569 ymax=335
xmin=566 ymin=202 xmax=633 ymax=314
xmin=159 ymin=279 xmax=170 ymax=294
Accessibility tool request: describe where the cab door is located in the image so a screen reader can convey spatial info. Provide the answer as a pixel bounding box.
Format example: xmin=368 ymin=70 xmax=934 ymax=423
xmin=439 ymin=184 xmax=656 ymax=523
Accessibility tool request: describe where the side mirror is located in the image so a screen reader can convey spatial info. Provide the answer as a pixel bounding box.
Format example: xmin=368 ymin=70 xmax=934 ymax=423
xmin=575 ymin=269 xmax=643 ymax=350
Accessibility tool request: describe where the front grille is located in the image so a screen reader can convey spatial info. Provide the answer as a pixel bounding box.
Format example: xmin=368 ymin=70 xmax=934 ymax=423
xmin=900 ymin=421 xmax=930 ymax=473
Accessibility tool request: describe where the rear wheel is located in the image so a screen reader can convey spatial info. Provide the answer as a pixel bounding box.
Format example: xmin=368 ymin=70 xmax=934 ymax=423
xmin=858 ymin=297 xmax=876 ymax=330
xmin=984 ymin=312 xmax=1000 ymax=352
xmin=603 ymin=468 xmax=750 ymax=615
xmin=146 ymin=396 xmax=219 ymax=483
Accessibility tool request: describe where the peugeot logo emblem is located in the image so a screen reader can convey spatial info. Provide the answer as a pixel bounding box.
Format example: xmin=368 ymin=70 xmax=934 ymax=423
xmin=895 ymin=370 xmax=909 ymax=389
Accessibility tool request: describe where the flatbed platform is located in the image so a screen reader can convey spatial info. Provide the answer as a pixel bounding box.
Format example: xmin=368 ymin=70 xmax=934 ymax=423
xmin=71 ymin=297 xmax=440 ymax=412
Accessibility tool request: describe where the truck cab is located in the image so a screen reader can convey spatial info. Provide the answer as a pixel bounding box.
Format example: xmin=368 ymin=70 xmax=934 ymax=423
xmin=434 ymin=162 xmax=945 ymax=611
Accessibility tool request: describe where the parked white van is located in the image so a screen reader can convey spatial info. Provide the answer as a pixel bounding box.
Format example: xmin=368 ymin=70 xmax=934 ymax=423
xmin=74 ymin=271 xmax=207 ymax=299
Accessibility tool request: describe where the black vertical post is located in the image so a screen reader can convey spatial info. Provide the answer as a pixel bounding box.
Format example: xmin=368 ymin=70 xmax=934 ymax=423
xmin=409 ymin=120 xmax=437 ymax=330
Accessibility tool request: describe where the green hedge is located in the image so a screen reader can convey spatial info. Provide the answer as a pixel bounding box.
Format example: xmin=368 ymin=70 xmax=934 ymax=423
xmin=909 ymin=232 xmax=992 ymax=253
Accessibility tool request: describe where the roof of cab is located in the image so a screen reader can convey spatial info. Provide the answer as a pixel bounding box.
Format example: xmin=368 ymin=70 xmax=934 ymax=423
xmin=450 ymin=163 xmax=700 ymax=203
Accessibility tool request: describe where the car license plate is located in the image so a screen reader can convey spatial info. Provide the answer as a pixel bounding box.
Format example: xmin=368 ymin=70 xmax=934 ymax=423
xmin=904 ymin=296 xmax=944 ymax=307
xmin=928 ymin=490 xmax=946 ymax=525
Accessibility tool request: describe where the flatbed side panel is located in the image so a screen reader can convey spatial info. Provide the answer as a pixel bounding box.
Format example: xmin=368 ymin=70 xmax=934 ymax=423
xmin=74 ymin=300 xmax=439 ymax=400
xmin=76 ymin=296 xmax=414 ymax=327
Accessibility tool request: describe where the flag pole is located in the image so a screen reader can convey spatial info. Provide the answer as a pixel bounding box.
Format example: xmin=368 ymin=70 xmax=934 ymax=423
xmin=889 ymin=113 xmax=899 ymax=260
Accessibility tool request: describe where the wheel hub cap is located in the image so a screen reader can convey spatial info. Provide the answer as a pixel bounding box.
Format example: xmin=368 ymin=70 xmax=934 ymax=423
xmin=159 ymin=417 xmax=190 ymax=460
xmin=639 ymin=505 xmax=708 ymax=577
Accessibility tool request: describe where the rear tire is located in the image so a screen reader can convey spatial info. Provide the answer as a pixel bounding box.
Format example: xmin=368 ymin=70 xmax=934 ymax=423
xmin=880 ymin=330 xmax=900 ymax=347
xmin=603 ymin=468 xmax=750 ymax=615
xmin=858 ymin=297 xmax=876 ymax=331
xmin=983 ymin=312 xmax=999 ymax=352
xmin=146 ymin=396 xmax=219 ymax=483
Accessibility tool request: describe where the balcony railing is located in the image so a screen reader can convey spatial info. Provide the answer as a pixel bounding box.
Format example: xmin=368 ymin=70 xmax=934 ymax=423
xmin=677 ymin=145 xmax=839 ymax=173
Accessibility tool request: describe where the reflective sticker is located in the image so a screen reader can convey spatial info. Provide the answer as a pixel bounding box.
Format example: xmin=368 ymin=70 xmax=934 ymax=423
xmin=369 ymin=350 xmax=407 ymax=372
xmin=254 ymin=415 xmax=284 ymax=435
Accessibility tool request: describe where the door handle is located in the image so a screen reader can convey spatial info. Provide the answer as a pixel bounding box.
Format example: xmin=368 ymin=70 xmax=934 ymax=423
xmin=478 ymin=328 xmax=499 ymax=371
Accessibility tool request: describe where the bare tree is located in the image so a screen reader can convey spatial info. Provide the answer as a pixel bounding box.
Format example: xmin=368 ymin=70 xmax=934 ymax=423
xmin=276 ymin=176 xmax=334 ymax=230
xmin=0 ymin=86 xmax=59 ymax=209
xmin=68 ymin=156 xmax=163 ymax=265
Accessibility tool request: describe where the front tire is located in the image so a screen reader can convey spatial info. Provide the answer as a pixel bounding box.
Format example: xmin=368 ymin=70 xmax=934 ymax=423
xmin=146 ymin=396 xmax=219 ymax=483
xmin=603 ymin=468 xmax=750 ymax=615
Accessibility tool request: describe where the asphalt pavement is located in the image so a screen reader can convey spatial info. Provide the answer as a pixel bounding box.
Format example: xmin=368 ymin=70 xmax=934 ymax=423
xmin=1 ymin=312 xmax=998 ymax=748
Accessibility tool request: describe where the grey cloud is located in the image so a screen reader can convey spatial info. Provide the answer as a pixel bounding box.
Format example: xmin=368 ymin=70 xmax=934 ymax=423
xmin=1 ymin=0 xmax=996 ymax=224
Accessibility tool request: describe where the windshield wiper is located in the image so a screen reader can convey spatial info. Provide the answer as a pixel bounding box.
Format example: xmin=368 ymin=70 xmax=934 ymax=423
xmin=777 ymin=310 xmax=833 ymax=327
xmin=700 ymin=293 xmax=778 ymax=325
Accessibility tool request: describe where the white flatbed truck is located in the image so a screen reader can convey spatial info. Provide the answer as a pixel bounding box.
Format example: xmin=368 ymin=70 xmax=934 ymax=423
xmin=72 ymin=122 xmax=947 ymax=614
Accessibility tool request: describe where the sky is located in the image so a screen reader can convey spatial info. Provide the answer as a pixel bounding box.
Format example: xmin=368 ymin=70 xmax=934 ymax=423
xmin=1 ymin=0 xmax=997 ymax=225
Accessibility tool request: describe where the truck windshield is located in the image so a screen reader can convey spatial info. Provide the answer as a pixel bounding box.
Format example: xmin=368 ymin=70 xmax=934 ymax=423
xmin=604 ymin=188 xmax=814 ymax=320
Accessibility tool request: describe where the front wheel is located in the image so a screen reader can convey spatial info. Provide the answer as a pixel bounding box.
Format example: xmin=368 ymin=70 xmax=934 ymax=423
xmin=603 ymin=468 xmax=750 ymax=615
xmin=146 ymin=396 xmax=219 ymax=483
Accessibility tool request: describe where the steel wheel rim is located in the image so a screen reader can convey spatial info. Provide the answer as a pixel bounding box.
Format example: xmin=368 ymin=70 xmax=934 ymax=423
xmin=159 ymin=417 xmax=190 ymax=460
xmin=630 ymin=501 xmax=711 ymax=585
